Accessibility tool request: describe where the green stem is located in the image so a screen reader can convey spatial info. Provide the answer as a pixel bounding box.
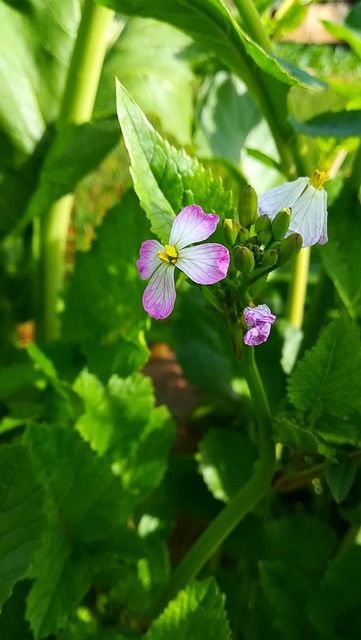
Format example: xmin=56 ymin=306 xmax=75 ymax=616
xmin=233 ymin=0 xmax=273 ymax=51
xmin=149 ymin=345 xmax=275 ymax=620
xmin=287 ymin=246 xmax=311 ymax=329
xmin=37 ymin=0 xmax=114 ymax=342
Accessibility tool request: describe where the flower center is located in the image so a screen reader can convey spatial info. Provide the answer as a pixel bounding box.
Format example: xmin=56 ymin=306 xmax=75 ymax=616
xmin=309 ymin=170 xmax=329 ymax=190
xmin=157 ymin=244 xmax=178 ymax=265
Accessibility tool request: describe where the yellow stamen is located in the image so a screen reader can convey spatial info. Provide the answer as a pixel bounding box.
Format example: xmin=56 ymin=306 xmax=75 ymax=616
xmin=309 ymin=170 xmax=329 ymax=190
xmin=157 ymin=244 xmax=178 ymax=265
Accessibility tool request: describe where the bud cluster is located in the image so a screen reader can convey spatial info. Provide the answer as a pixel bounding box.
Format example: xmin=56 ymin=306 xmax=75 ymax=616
xmin=223 ymin=185 xmax=303 ymax=281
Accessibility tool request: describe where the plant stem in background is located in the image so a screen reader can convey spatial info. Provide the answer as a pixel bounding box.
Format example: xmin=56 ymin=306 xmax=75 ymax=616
xmin=37 ymin=0 xmax=114 ymax=342
xmin=233 ymin=0 xmax=273 ymax=51
xmin=287 ymin=246 xmax=311 ymax=329
xmin=149 ymin=344 xmax=275 ymax=621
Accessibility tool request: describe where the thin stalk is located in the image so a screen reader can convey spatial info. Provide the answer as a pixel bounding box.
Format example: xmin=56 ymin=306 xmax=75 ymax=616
xmin=37 ymin=0 xmax=114 ymax=342
xmin=148 ymin=346 xmax=275 ymax=621
xmin=233 ymin=0 xmax=273 ymax=51
xmin=287 ymin=247 xmax=311 ymax=329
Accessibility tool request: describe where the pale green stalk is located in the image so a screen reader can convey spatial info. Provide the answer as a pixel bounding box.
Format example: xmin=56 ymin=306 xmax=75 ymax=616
xmin=37 ymin=0 xmax=114 ymax=342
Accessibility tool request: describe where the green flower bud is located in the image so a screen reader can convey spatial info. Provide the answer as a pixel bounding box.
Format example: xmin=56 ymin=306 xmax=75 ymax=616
xmin=277 ymin=233 xmax=303 ymax=267
xmin=261 ymin=249 xmax=279 ymax=268
xmin=237 ymin=226 xmax=250 ymax=245
xmin=255 ymin=214 xmax=271 ymax=235
xmin=234 ymin=245 xmax=255 ymax=277
xmin=238 ymin=185 xmax=258 ymax=228
xmin=257 ymin=230 xmax=271 ymax=246
xmin=269 ymin=241 xmax=282 ymax=251
xmin=222 ymin=218 xmax=239 ymax=246
xmin=271 ymin=208 xmax=291 ymax=241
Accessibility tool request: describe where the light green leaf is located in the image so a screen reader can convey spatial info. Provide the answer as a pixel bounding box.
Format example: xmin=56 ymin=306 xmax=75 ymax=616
xmin=289 ymin=110 xmax=361 ymax=138
xmin=198 ymin=428 xmax=258 ymax=502
xmin=23 ymin=423 xmax=130 ymax=541
xmin=324 ymin=458 xmax=356 ymax=504
xmin=308 ymin=545 xmax=361 ymax=636
xmin=259 ymin=560 xmax=313 ymax=640
xmin=287 ymin=312 xmax=361 ymax=418
xmin=74 ymin=371 xmax=175 ymax=501
xmin=98 ymin=0 xmax=326 ymax=90
xmin=115 ymin=80 xmax=234 ymax=243
xmin=96 ymin=17 xmax=197 ymax=145
xmin=145 ymin=577 xmax=231 ymax=640
xmin=15 ymin=120 xmax=120 ymax=233
xmin=0 ymin=444 xmax=46 ymax=611
xmin=323 ymin=20 xmax=361 ymax=59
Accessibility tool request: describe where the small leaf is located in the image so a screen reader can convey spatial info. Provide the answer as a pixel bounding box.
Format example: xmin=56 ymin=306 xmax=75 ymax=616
xmin=0 ymin=444 xmax=46 ymax=611
xmin=287 ymin=312 xmax=361 ymax=418
xmin=198 ymin=428 xmax=258 ymax=502
xmin=324 ymin=458 xmax=356 ymax=504
xmin=116 ymin=79 xmax=234 ymax=243
xmin=145 ymin=577 xmax=231 ymax=640
xmin=273 ymin=418 xmax=335 ymax=458
xmin=289 ymin=110 xmax=361 ymax=138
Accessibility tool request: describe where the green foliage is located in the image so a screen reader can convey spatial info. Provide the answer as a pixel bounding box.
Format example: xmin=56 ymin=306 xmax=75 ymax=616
xmin=0 ymin=445 xmax=46 ymax=611
xmin=144 ymin=578 xmax=231 ymax=640
xmin=288 ymin=312 xmax=361 ymax=419
xmin=324 ymin=458 xmax=357 ymax=504
xmin=115 ymin=80 xmax=234 ymax=243
xmin=290 ymin=110 xmax=361 ymax=138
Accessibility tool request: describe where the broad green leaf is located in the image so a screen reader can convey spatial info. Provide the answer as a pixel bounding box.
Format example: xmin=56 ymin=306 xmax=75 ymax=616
xmin=198 ymin=428 xmax=258 ymax=502
xmin=324 ymin=458 xmax=356 ymax=504
xmin=15 ymin=120 xmax=120 ymax=233
xmin=323 ymin=20 xmax=361 ymax=59
xmin=308 ymin=545 xmax=361 ymax=636
xmin=74 ymin=371 xmax=175 ymax=501
xmin=320 ymin=188 xmax=361 ymax=318
xmin=26 ymin=507 xmax=91 ymax=640
xmin=23 ymin=423 xmax=130 ymax=541
xmin=0 ymin=444 xmax=46 ymax=611
xmin=289 ymin=110 xmax=361 ymax=138
xmin=273 ymin=418 xmax=335 ymax=458
xmin=82 ymin=335 xmax=149 ymax=384
xmin=263 ymin=513 xmax=337 ymax=572
xmin=287 ymin=313 xmax=361 ymax=418
xmin=98 ymin=0 xmax=326 ymax=90
xmin=96 ymin=17 xmax=197 ymax=145
xmin=115 ymin=80 xmax=234 ymax=243
xmin=62 ymin=190 xmax=150 ymax=346
xmin=145 ymin=577 xmax=231 ymax=640
xmin=259 ymin=561 xmax=314 ymax=640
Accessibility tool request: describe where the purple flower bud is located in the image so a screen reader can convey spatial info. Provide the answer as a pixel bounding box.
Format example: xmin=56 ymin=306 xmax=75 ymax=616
xmin=243 ymin=304 xmax=276 ymax=346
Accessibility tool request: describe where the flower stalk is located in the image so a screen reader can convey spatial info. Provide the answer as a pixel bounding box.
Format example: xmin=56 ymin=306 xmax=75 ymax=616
xmin=37 ymin=0 xmax=114 ymax=342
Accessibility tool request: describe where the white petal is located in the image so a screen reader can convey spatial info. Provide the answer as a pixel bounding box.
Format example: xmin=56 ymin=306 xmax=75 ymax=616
xmin=176 ymin=243 xmax=230 ymax=284
xmin=142 ymin=262 xmax=176 ymax=320
xmin=169 ymin=205 xmax=219 ymax=249
xmin=258 ymin=178 xmax=308 ymax=220
xmin=288 ymin=186 xmax=328 ymax=247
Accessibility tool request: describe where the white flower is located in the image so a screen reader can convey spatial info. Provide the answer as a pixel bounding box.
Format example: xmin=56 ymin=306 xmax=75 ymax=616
xmin=258 ymin=170 xmax=328 ymax=248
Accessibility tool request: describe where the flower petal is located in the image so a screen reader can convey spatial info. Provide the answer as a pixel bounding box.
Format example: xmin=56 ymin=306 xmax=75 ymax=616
xmin=244 ymin=324 xmax=272 ymax=346
xmin=288 ymin=186 xmax=328 ymax=247
xmin=243 ymin=304 xmax=276 ymax=328
xmin=142 ymin=262 xmax=176 ymax=319
xmin=258 ymin=178 xmax=308 ymax=221
xmin=169 ymin=205 xmax=219 ymax=249
xmin=176 ymin=243 xmax=230 ymax=284
xmin=137 ymin=239 xmax=164 ymax=280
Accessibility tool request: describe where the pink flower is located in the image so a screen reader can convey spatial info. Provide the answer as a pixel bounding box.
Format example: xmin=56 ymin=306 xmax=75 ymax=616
xmin=137 ymin=205 xmax=230 ymax=319
xmin=243 ymin=304 xmax=276 ymax=346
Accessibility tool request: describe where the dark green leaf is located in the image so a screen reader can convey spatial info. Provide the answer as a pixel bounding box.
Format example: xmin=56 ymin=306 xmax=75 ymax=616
xmin=145 ymin=577 xmax=231 ymax=640
xmin=324 ymin=458 xmax=356 ymax=503
xmin=259 ymin=561 xmax=314 ymax=640
xmin=16 ymin=120 xmax=120 ymax=232
xmin=0 ymin=444 xmax=46 ymax=611
xmin=273 ymin=418 xmax=335 ymax=458
xmin=198 ymin=428 xmax=258 ymax=502
xmin=115 ymin=79 xmax=234 ymax=243
xmin=308 ymin=545 xmax=361 ymax=636
xmin=287 ymin=312 xmax=361 ymax=418
xmin=290 ymin=110 xmax=361 ymax=138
